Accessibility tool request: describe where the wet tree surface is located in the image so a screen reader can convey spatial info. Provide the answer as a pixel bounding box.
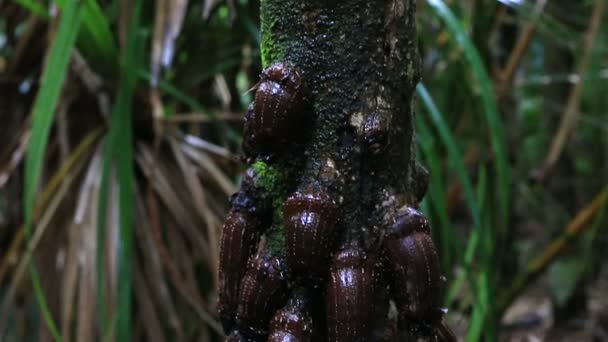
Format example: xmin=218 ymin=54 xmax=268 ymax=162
xmin=218 ymin=0 xmax=455 ymax=340
xmin=258 ymin=0 xmax=421 ymax=255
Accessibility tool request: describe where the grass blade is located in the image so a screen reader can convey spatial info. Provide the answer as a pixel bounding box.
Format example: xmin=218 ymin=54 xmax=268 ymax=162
xmin=95 ymin=136 xmax=112 ymax=335
xmin=423 ymin=3 xmax=511 ymax=333
xmin=97 ymin=1 xmax=143 ymax=341
xmin=417 ymin=84 xmax=484 ymax=307
xmin=417 ymin=84 xmax=480 ymax=226
xmin=426 ymin=0 xmax=510 ymax=228
xmin=416 ymin=114 xmax=455 ymax=271
xmin=78 ymin=0 xmax=119 ymax=73
xmin=23 ymin=2 xmax=84 ymax=341
xmin=470 ymin=165 xmax=498 ymax=341
xmin=58 ymin=0 xmax=118 ymax=73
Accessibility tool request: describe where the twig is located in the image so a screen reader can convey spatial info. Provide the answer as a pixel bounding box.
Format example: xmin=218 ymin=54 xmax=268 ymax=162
xmin=0 ymin=121 xmax=30 ymax=189
xmin=498 ymin=188 xmax=608 ymax=314
xmin=163 ymin=111 xmax=242 ymax=123
xmin=145 ymin=187 xmax=223 ymax=335
xmin=0 ymin=145 xmax=93 ymax=331
xmin=532 ymin=0 xmax=605 ymax=182
xmin=57 ymin=89 xmax=76 ymax=161
xmin=0 ymin=129 xmax=102 ymax=284
xmin=71 ymin=51 xmax=111 ymax=119
xmin=497 ymin=0 xmax=547 ymax=102
xmin=7 ymin=13 xmax=41 ymax=74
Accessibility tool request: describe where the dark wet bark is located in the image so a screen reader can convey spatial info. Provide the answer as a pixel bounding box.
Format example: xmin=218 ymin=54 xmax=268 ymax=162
xmin=258 ymin=0 xmax=422 ymax=257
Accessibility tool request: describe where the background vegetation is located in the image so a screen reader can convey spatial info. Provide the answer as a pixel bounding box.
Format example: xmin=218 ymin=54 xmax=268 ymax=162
xmin=0 ymin=0 xmax=606 ymax=340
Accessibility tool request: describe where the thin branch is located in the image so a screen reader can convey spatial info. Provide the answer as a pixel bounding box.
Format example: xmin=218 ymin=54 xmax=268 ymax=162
xmin=497 ymin=0 xmax=547 ymax=102
xmin=498 ymin=188 xmax=608 ymax=314
xmin=532 ymin=0 xmax=605 ymax=181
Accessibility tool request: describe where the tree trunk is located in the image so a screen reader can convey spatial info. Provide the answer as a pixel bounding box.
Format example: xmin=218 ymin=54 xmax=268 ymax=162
xmin=259 ymin=0 xmax=421 ymax=255
xmin=218 ymin=1 xmax=455 ymax=341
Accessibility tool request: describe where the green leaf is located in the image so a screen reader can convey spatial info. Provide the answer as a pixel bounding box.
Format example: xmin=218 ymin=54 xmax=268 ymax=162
xmin=417 ymin=84 xmax=480 ymax=227
xmin=96 ymin=2 xmax=142 ymax=340
xmin=416 ymin=113 xmax=455 ymax=272
xmin=23 ymin=2 xmax=84 ymax=342
xmin=110 ymin=2 xmax=142 ymax=340
xmin=78 ymin=0 xmax=118 ymax=73
xmin=417 ymin=84 xmax=484 ymax=305
xmin=426 ymin=0 xmax=510 ymax=229
xmin=96 ymin=136 xmax=113 ymax=334
xmin=466 ymin=165 xmax=498 ymax=341
xmin=14 ymin=0 xmax=49 ymax=18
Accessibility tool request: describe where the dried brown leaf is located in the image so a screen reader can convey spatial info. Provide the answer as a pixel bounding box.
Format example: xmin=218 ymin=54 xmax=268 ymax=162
xmin=151 ymin=0 xmax=189 ymax=86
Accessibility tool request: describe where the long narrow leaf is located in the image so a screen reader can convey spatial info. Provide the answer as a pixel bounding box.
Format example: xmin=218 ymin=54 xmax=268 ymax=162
xmin=112 ymin=2 xmax=143 ymax=340
xmin=78 ymin=0 xmax=119 ymax=73
xmin=417 ymin=84 xmax=480 ymax=226
xmin=426 ymin=0 xmax=510 ymax=228
xmin=23 ymin=2 xmax=84 ymax=341
xmin=416 ymin=115 xmax=455 ymax=271
xmin=467 ymin=166 xmax=498 ymax=341
xmin=417 ymin=84 xmax=484 ymax=306
xmin=96 ymin=136 xmax=113 ymax=334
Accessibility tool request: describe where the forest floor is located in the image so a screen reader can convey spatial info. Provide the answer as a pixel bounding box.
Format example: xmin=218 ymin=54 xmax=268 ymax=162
xmin=476 ymin=264 xmax=608 ymax=341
